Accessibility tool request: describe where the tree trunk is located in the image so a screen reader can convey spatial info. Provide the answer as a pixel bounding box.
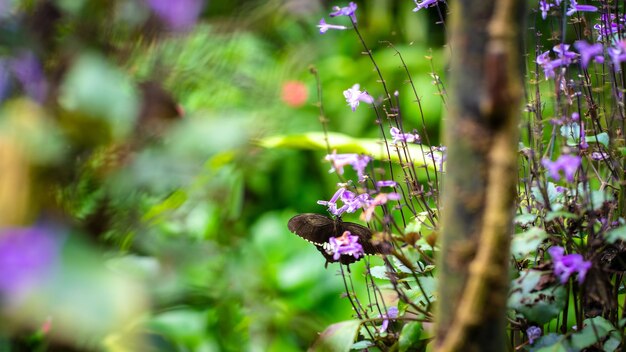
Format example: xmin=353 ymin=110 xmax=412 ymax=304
xmin=435 ymin=0 xmax=525 ymax=351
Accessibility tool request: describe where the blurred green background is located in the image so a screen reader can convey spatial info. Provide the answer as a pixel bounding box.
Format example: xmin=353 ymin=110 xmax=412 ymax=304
xmin=0 ymin=0 xmax=444 ymax=350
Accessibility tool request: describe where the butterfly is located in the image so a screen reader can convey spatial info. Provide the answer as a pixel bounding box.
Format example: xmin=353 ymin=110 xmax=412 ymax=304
xmin=288 ymin=213 xmax=392 ymax=266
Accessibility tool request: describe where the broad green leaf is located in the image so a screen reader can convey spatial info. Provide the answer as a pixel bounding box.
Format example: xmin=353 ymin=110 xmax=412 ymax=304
xmin=545 ymin=211 xmax=579 ymax=222
xmin=605 ymin=226 xmax=626 ymax=244
xmin=259 ymin=132 xmax=440 ymax=171
xmin=571 ymin=317 xmax=616 ymax=350
xmin=511 ymin=227 xmax=547 ymax=258
xmin=514 ymin=213 xmax=537 ymax=226
xmin=406 ymin=277 xmax=437 ymax=305
xmin=309 ymin=320 xmax=361 ymax=352
xmin=531 ymin=333 xmax=571 ymax=352
xmin=350 ymin=340 xmax=374 ymax=350
xmin=586 ymin=132 xmax=610 ymax=147
xmin=509 ymin=270 xmax=566 ymax=324
xmin=369 ymin=266 xmax=389 ymax=280
xmin=398 ymin=322 xmax=423 ymax=352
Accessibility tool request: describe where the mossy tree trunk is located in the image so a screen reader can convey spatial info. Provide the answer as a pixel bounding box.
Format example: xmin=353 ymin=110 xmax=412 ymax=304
xmin=435 ymin=0 xmax=525 ymax=351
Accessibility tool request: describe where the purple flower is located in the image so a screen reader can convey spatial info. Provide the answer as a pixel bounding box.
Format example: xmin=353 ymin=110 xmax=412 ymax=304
xmin=426 ymin=146 xmax=447 ymax=171
xmin=379 ymin=306 xmax=398 ymax=333
xmin=574 ymin=41 xmax=604 ymax=68
xmin=344 ymin=84 xmax=374 ymax=111
xmin=579 ymin=123 xmax=589 ymax=150
xmin=376 ymin=180 xmax=397 ymax=188
xmin=8 ymin=51 xmax=48 ymax=103
xmin=390 ymin=127 xmax=421 ymax=144
xmin=361 ymin=192 xmax=401 ymax=221
xmin=541 ymin=154 xmax=581 ymax=182
xmin=317 ymin=18 xmax=348 ymax=34
xmin=145 ymin=0 xmax=205 ymax=31
xmin=539 ymin=0 xmax=553 ymax=20
xmin=536 ymin=45 xmax=577 ymax=79
xmin=526 ymin=326 xmax=542 ymax=344
xmin=549 ymin=246 xmax=592 ymax=284
xmin=591 ymin=151 xmax=609 ymax=160
xmin=325 ymin=151 xmax=372 ymax=182
xmin=413 ymin=0 xmax=439 ymax=12
xmin=317 ymin=188 xmax=372 ymax=216
xmin=566 ymin=0 xmax=598 ymax=16
xmin=329 ymin=2 xmax=358 ymax=23
xmin=0 ymin=227 xmax=61 ymax=300
xmin=329 ymin=230 xmax=363 ymax=260
xmin=608 ymin=41 xmax=626 ymax=71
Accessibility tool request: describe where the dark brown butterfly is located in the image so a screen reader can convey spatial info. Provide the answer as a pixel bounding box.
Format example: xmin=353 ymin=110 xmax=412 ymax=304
xmin=288 ymin=213 xmax=391 ymax=266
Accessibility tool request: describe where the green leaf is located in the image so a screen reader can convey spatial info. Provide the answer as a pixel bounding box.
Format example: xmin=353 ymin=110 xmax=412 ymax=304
xmin=398 ymin=322 xmax=423 ymax=352
xmin=586 ymin=132 xmax=610 ymax=147
xmin=406 ymin=277 xmax=437 ymax=305
xmin=511 ymin=227 xmax=547 ymax=258
xmin=509 ymin=270 xmax=566 ymax=324
xmin=545 ymin=211 xmax=579 ymax=222
xmin=259 ymin=132 xmax=440 ymax=171
xmin=514 ymin=213 xmax=537 ymax=226
xmin=531 ymin=333 xmax=572 ymax=352
xmin=605 ymin=226 xmax=626 ymax=244
xmin=350 ymin=340 xmax=374 ymax=350
xmin=369 ymin=266 xmax=389 ymax=280
xmin=571 ymin=317 xmax=616 ymax=350
xmin=309 ymin=320 xmax=362 ymax=352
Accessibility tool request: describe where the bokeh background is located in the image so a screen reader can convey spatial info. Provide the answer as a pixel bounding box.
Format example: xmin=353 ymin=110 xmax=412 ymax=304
xmin=0 ymin=0 xmax=445 ymax=350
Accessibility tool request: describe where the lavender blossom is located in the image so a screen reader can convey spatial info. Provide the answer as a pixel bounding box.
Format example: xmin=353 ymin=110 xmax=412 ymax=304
xmin=608 ymin=41 xmax=626 ymax=71
xmin=574 ymin=41 xmax=604 ymax=68
xmin=329 ymin=230 xmax=363 ymax=260
xmin=8 ymin=51 xmax=48 ymax=103
xmin=566 ymin=0 xmax=598 ymax=16
xmin=539 ymin=0 xmax=553 ymax=20
xmin=0 ymin=227 xmax=61 ymax=300
xmin=526 ymin=326 xmax=542 ymax=344
xmin=146 ymin=0 xmax=205 ymax=31
xmin=390 ymin=127 xmax=421 ymax=144
xmin=361 ymin=192 xmax=401 ymax=221
xmin=317 ymin=18 xmax=347 ymax=34
xmin=413 ymin=0 xmax=439 ymax=12
xmin=591 ymin=151 xmax=609 ymax=160
xmin=549 ymin=246 xmax=592 ymax=284
xmin=317 ymin=188 xmax=372 ymax=216
xmin=343 ymin=84 xmax=374 ymax=112
xmin=329 ymin=2 xmax=358 ymax=23
xmin=541 ymin=154 xmax=581 ymax=182
xmin=379 ymin=306 xmax=399 ymax=333
xmin=325 ymin=151 xmax=372 ymax=181
xmin=376 ymin=180 xmax=397 ymax=188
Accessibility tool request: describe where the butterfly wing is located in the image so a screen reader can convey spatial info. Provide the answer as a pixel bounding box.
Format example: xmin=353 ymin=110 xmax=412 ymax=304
xmin=288 ymin=213 xmax=336 ymax=245
xmin=341 ymin=222 xmax=393 ymax=256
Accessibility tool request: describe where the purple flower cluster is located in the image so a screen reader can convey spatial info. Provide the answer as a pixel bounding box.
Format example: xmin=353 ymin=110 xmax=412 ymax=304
xmin=526 ymin=326 xmax=542 ymax=344
xmin=594 ymin=13 xmax=625 ymax=41
xmin=536 ymin=44 xmax=577 ymax=79
xmin=344 ymin=84 xmax=374 ymax=111
xmin=574 ymin=41 xmax=604 ymax=68
xmin=538 ymin=0 xmax=597 ymax=19
xmin=329 ymin=2 xmax=358 ymax=23
xmin=379 ymin=306 xmax=398 ymax=333
xmin=549 ymin=246 xmax=592 ymax=284
xmin=317 ymin=2 xmax=357 ymax=34
xmin=317 ymin=187 xmax=372 ymax=216
xmin=0 ymin=227 xmax=61 ymax=300
xmin=542 ymin=154 xmax=581 ymax=182
xmin=325 ymin=151 xmax=372 ymax=182
xmin=608 ymin=40 xmax=626 ymax=71
xmin=390 ymin=127 xmax=421 ymax=145
xmin=426 ymin=146 xmax=447 ymax=171
xmin=0 ymin=50 xmax=48 ymax=103
xmin=361 ymin=192 xmax=401 ymax=221
xmin=145 ymin=0 xmax=205 ymax=31
xmin=413 ymin=0 xmax=439 ymax=12
xmin=329 ymin=230 xmax=363 ymax=260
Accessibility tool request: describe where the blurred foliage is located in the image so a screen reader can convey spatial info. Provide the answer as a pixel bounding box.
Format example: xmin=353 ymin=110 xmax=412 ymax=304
xmin=0 ymin=0 xmax=443 ymax=351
